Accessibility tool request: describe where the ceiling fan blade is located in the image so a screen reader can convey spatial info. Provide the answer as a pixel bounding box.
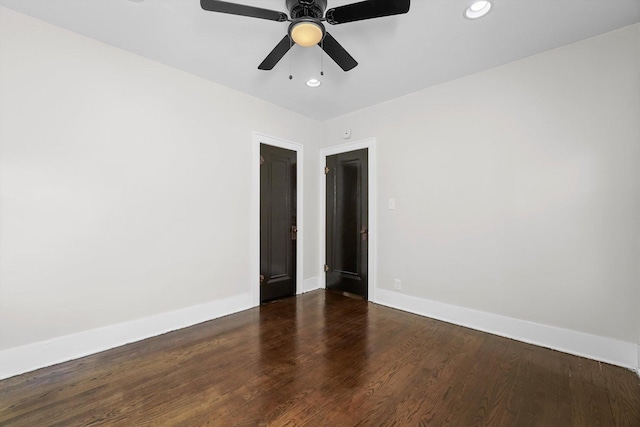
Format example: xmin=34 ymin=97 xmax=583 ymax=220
xmin=258 ymin=36 xmax=292 ymax=70
xmin=325 ymin=0 xmax=410 ymax=25
xmin=200 ymin=0 xmax=288 ymax=22
xmin=320 ymin=33 xmax=358 ymax=72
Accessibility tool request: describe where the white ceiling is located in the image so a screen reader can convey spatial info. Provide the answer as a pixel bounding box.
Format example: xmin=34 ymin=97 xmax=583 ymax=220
xmin=1 ymin=0 xmax=639 ymax=121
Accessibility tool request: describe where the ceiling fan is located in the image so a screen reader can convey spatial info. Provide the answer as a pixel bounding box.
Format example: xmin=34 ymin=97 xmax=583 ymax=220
xmin=200 ymin=0 xmax=410 ymax=72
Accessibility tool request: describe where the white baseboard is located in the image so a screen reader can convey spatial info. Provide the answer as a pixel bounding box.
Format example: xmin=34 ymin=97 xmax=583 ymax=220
xmin=0 ymin=292 xmax=254 ymax=380
xmin=375 ymin=289 xmax=639 ymax=372
xmin=300 ymin=276 xmax=321 ymax=294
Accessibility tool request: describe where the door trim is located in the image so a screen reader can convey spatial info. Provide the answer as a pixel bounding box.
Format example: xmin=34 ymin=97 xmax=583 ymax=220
xmin=251 ymin=132 xmax=304 ymax=307
xmin=320 ymin=138 xmax=377 ymax=302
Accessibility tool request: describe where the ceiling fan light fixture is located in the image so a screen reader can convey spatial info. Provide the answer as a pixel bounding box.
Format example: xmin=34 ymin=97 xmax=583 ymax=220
xmin=289 ymin=20 xmax=325 ymax=47
xmin=465 ymin=0 xmax=492 ymax=19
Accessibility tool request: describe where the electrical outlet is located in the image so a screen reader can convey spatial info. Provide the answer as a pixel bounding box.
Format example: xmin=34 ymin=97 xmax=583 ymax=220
xmin=394 ymin=279 xmax=402 ymax=290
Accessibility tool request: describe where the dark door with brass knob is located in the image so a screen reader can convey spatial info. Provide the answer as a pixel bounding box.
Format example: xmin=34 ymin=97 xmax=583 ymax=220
xmin=260 ymin=144 xmax=296 ymax=303
xmin=326 ymin=148 xmax=368 ymax=298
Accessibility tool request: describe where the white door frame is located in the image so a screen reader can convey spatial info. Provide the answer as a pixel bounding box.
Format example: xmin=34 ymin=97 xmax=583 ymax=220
xmin=320 ymin=138 xmax=377 ymax=302
xmin=251 ymin=132 xmax=304 ymax=307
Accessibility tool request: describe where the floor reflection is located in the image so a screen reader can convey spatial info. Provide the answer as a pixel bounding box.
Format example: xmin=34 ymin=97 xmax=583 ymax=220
xmin=322 ymin=291 xmax=370 ymax=392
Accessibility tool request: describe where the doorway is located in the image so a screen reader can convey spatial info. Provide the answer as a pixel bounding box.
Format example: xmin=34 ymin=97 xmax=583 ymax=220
xmin=260 ymin=143 xmax=297 ymax=302
xmin=321 ymin=139 xmax=377 ymax=302
xmin=325 ymin=148 xmax=368 ymax=298
xmin=251 ymin=132 xmax=304 ymax=307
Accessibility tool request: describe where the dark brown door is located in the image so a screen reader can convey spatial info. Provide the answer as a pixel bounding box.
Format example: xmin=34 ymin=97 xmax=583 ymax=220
xmin=326 ymin=148 xmax=368 ymax=298
xmin=260 ymin=144 xmax=297 ymax=303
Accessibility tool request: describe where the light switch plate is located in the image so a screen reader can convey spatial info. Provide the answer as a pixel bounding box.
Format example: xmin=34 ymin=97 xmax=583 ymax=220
xmin=388 ymin=198 xmax=396 ymax=210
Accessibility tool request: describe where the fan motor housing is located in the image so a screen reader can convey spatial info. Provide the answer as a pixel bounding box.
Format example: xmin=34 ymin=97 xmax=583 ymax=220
xmin=286 ymin=0 xmax=327 ymax=19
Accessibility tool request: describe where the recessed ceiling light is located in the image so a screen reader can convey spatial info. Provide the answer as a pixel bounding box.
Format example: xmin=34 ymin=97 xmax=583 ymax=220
xmin=306 ymin=78 xmax=321 ymax=88
xmin=465 ymin=0 xmax=492 ymax=19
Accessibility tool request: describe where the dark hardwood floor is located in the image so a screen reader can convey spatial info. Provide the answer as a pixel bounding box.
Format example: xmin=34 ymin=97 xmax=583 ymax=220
xmin=1 ymin=290 xmax=639 ymax=426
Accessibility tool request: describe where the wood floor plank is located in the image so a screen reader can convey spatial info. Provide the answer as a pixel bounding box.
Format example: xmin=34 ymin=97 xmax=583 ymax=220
xmin=566 ymin=356 xmax=617 ymax=426
xmin=1 ymin=290 xmax=638 ymax=426
xmin=602 ymin=361 xmax=640 ymax=426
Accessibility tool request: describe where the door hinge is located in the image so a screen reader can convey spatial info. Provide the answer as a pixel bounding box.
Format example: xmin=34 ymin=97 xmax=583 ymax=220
xmin=260 ymin=274 xmax=265 ymax=283
xmin=290 ymin=225 xmax=298 ymax=241
xmin=324 ymin=166 xmax=329 ymax=174
xmin=324 ymin=264 xmax=329 ymax=272
xmin=260 ymin=155 xmax=265 ymax=166
xmin=360 ymin=226 xmax=368 ymax=241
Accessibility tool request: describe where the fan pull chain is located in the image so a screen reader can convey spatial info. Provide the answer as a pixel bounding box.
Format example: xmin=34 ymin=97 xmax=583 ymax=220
xmin=320 ymin=39 xmax=324 ymax=76
xmin=289 ymin=38 xmax=293 ymax=80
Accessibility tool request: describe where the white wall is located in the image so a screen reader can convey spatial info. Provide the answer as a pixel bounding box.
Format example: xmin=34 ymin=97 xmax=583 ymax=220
xmin=323 ymin=24 xmax=640 ymax=346
xmin=0 ymin=7 xmax=321 ymax=351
